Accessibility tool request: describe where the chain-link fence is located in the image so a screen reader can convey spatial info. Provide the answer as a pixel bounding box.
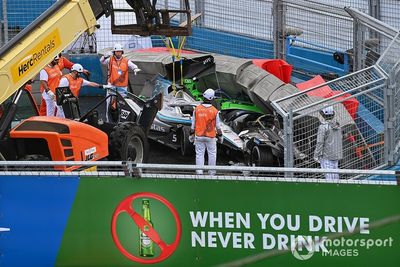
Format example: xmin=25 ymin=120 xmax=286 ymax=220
xmin=0 ymin=0 xmax=56 ymax=46
xmin=1 ymin=0 xmax=399 ymax=68
xmin=1 ymin=0 xmax=400 ymax=172
xmin=273 ymin=65 xmax=387 ymax=172
xmin=378 ymin=33 xmax=400 ymax=164
xmin=273 ymin=1 xmax=400 ymax=78
xmin=273 ymin=31 xmax=400 ymax=173
xmin=1 ymin=1 xmax=399 ymax=54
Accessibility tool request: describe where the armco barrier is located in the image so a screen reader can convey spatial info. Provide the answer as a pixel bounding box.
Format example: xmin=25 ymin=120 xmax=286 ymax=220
xmin=0 ymin=163 xmax=399 ymax=267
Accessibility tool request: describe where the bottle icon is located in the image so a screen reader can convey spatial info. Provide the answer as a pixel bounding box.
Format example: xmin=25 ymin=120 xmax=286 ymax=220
xmin=139 ymin=199 xmax=154 ymax=257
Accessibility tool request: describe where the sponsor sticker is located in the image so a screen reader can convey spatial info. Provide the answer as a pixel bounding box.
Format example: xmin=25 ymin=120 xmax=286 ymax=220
xmin=11 ymin=29 xmax=61 ymax=83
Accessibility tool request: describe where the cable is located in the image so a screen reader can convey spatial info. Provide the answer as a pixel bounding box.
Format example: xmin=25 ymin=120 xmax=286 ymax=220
xmin=162 ymin=36 xmax=187 ymax=92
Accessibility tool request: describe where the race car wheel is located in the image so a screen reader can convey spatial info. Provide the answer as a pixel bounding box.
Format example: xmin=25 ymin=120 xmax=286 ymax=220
xmin=109 ymin=122 xmax=149 ymax=163
xmin=180 ymin=126 xmax=195 ymax=156
xmin=251 ymin=146 xmax=274 ymax=167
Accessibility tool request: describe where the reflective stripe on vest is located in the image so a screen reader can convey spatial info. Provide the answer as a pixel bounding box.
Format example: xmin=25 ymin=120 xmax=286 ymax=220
xmin=108 ymin=56 xmax=129 ymax=87
xmin=65 ymin=74 xmax=84 ymax=98
xmin=40 ymin=66 xmax=62 ymax=93
xmin=194 ymin=105 xmax=218 ymax=138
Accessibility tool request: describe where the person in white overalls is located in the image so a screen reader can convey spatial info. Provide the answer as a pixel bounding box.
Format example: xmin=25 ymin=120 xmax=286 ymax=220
xmin=190 ymin=89 xmax=223 ymax=175
xmin=314 ymin=106 xmax=343 ymax=181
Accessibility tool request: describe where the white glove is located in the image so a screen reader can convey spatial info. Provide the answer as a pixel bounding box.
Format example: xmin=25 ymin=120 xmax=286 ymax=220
xmin=43 ymin=90 xmax=55 ymax=100
xmin=134 ymin=68 xmax=141 ymax=75
xmin=188 ymin=134 xmax=195 ymax=143
xmin=217 ymin=134 xmax=224 ymax=144
xmin=314 ymin=157 xmax=320 ymax=164
xmin=107 ymin=51 xmax=113 ymax=57
xmin=102 ymin=84 xmax=114 ymax=90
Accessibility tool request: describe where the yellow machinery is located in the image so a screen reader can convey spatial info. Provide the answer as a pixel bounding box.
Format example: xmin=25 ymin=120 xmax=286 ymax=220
xmin=0 ymin=0 xmax=192 ymax=104
xmin=0 ymin=0 xmax=192 ymax=167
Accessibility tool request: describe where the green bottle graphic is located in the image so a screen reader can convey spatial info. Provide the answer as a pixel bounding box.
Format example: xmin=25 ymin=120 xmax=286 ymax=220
xmin=139 ymin=199 xmax=154 ymax=257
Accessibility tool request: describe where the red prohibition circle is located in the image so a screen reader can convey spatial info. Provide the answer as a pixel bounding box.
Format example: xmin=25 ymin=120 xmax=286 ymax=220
xmin=111 ymin=192 xmax=182 ymax=264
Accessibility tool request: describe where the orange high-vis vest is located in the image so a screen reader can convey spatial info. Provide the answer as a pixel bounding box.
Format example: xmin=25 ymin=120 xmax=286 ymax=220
xmin=108 ymin=56 xmax=129 ymax=87
xmin=58 ymin=56 xmax=73 ymax=70
xmin=24 ymin=84 xmax=32 ymax=92
xmin=40 ymin=65 xmax=62 ymax=93
xmin=39 ymin=65 xmax=62 ymax=116
xmin=194 ymin=105 xmax=218 ymax=138
xmin=64 ymin=74 xmax=84 ymax=98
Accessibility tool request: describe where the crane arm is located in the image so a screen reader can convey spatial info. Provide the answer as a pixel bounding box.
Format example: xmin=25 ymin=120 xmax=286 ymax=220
xmin=0 ymin=0 xmax=192 ymax=105
xmin=0 ymin=0 xmax=106 ymax=104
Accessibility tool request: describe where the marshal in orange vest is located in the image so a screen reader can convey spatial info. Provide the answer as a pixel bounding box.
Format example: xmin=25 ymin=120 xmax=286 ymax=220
xmin=194 ymin=105 xmax=219 ymax=138
xmin=39 ymin=65 xmax=62 ymax=116
xmin=108 ymin=56 xmax=129 ymax=87
xmin=64 ymin=74 xmax=84 ymax=98
xmin=40 ymin=65 xmax=62 ymax=93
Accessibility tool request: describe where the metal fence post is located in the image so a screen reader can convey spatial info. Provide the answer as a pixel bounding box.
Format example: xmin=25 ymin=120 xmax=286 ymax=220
xmin=284 ymin=108 xmax=294 ymax=168
xmin=1 ymin=0 xmax=8 ymax=45
xmin=384 ymin=71 xmax=395 ymax=165
xmin=369 ymin=0 xmax=381 ymax=21
xmin=353 ymin=22 xmax=365 ymax=72
xmin=273 ymin=0 xmax=285 ymax=59
xmin=179 ymin=0 xmax=185 ymax=24
xmin=369 ymin=0 xmax=381 ymax=52
xmin=194 ymin=0 xmax=205 ymax=26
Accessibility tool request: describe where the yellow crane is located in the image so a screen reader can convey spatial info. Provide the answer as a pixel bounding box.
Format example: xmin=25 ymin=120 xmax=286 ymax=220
xmin=0 ymin=0 xmax=192 ymax=168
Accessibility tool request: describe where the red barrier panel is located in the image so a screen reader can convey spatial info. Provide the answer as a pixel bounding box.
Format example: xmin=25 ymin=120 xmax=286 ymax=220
xmin=296 ymin=75 xmax=359 ymax=119
xmin=253 ymin=59 xmax=293 ymax=83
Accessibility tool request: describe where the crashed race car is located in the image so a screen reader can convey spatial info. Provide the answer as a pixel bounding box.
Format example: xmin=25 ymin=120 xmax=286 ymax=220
xmin=146 ymin=76 xmax=244 ymax=157
xmin=183 ymin=77 xmax=288 ymax=166
xmin=99 ymin=48 xmax=370 ymax=169
xmin=145 ymin=74 xmax=293 ymax=166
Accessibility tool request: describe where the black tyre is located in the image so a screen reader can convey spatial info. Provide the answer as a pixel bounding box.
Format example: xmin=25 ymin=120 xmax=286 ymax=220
xmin=19 ymin=154 xmax=51 ymax=171
xmin=251 ymin=146 xmax=275 ymax=167
xmin=109 ymin=122 xmax=149 ymax=163
xmin=180 ymin=126 xmax=195 ymax=156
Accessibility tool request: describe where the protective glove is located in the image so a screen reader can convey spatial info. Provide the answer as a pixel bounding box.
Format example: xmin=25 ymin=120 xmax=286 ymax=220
xmin=217 ymin=134 xmax=224 ymax=144
xmin=100 ymin=84 xmax=113 ymax=90
xmin=46 ymin=90 xmax=55 ymax=100
xmin=314 ymin=157 xmax=320 ymax=164
xmin=133 ymin=68 xmax=141 ymax=75
xmin=107 ymin=51 xmax=113 ymax=57
xmin=188 ymin=134 xmax=195 ymax=143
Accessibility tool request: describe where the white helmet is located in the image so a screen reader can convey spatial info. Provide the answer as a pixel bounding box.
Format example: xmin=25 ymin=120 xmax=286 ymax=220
xmin=113 ymin=43 xmax=124 ymax=52
xmin=71 ymin=63 xmax=84 ymax=73
xmin=321 ymin=106 xmax=334 ymax=115
xmin=203 ymin=88 xmax=215 ymax=100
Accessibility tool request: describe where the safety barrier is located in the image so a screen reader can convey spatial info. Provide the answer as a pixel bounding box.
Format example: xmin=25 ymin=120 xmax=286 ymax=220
xmin=272 ymin=27 xmax=400 ymax=173
xmin=0 ymin=161 xmax=399 ymax=182
xmin=0 ymin=161 xmax=399 ymax=266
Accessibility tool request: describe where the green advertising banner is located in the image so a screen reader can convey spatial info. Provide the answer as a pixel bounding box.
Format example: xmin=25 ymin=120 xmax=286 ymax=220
xmin=56 ymin=178 xmax=400 ymax=266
